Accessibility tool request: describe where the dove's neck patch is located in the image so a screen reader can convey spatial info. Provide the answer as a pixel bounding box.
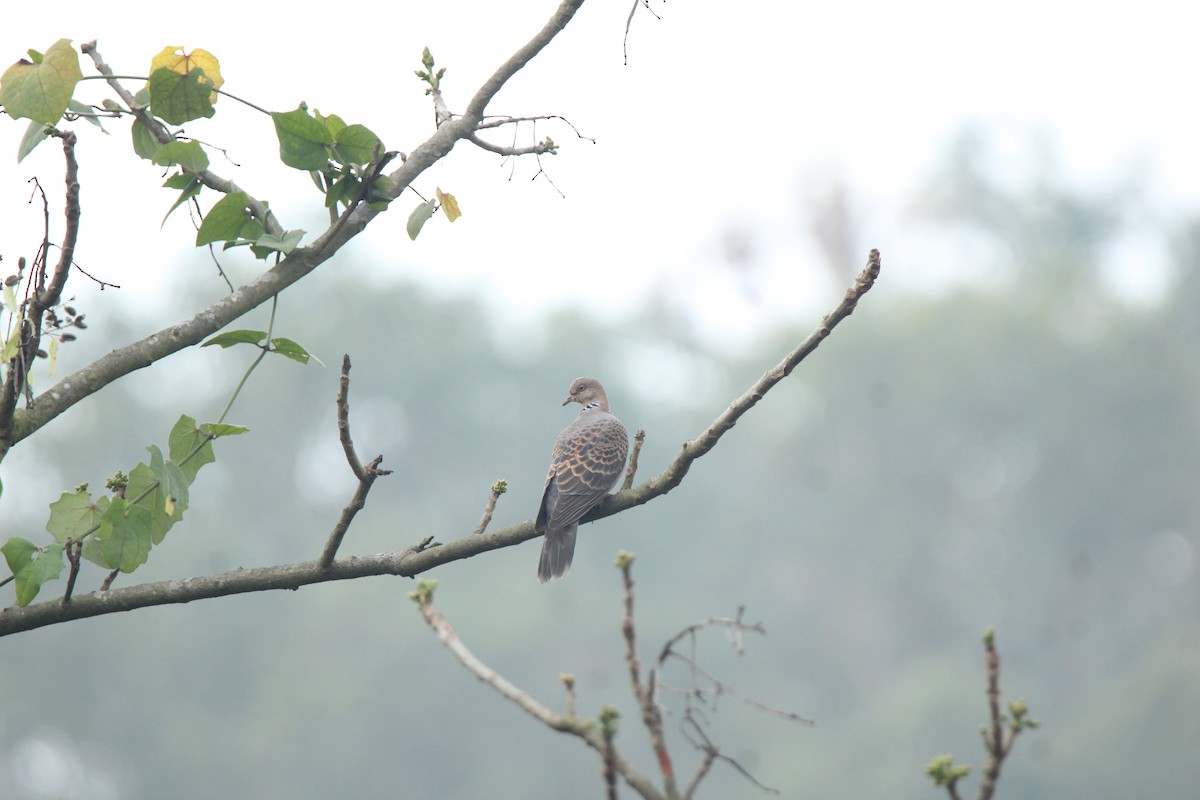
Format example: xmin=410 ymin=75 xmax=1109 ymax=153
xmin=582 ymin=401 xmax=602 ymax=411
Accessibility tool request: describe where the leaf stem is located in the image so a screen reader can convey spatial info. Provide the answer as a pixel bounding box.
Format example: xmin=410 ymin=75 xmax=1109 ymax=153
xmin=216 ymin=294 xmax=277 ymax=425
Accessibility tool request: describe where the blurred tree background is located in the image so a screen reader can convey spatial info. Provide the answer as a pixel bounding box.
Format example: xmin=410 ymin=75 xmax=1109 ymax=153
xmin=1 ymin=116 xmax=1197 ymax=798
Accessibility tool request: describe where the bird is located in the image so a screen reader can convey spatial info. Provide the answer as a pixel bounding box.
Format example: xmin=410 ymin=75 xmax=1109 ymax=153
xmin=536 ymin=377 xmax=629 ymax=582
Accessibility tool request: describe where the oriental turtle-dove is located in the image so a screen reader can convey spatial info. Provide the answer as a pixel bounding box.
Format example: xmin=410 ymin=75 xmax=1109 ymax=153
xmin=536 ymin=377 xmax=629 ymax=582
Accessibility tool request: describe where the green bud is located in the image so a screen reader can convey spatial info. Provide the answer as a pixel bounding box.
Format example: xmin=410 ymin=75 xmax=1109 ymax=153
xmin=598 ymin=705 xmax=620 ymax=737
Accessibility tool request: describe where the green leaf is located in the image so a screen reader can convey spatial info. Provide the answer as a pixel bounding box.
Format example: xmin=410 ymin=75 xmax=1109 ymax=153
xmin=406 ymin=199 xmax=437 ymax=240
xmin=2 ymin=537 xmax=65 ymax=606
xmin=146 ymin=444 xmax=189 ymax=515
xmin=148 ymin=66 xmax=216 ymax=125
xmin=201 ymin=329 xmax=268 ymax=349
xmin=0 ymin=39 xmax=83 ymax=124
xmin=369 ymin=175 xmax=396 ymax=208
xmin=168 ymin=414 xmax=215 ymax=483
xmin=331 ymin=123 xmax=382 ymax=167
xmin=161 ymin=173 xmax=203 ymax=227
xmin=67 ymin=98 xmax=107 ymax=132
xmin=270 ymin=337 xmax=319 ymax=365
xmin=315 ymin=111 xmax=346 ymax=137
xmin=126 ymin=462 xmax=184 ymax=545
xmin=2 ymin=536 xmax=35 ymax=574
xmin=46 ymin=489 xmax=105 ymax=544
xmin=97 ymin=498 xmax=153 ymax=573
xmin=253 ymin=229 xmax=305 ymax=255
xmin=324 ymin=172 xmax=355 ymax=209
xmin=131 ymin=118 xmax=161 ymax=160
xmin=1 ymin=314 xmax=20 ymax=361
xmin=195 ymin=191 xmax=250 ymax=246
xmin=163 ymin=173 xmax=195 ymax=190
xmin=152 ymin=140 xmax=209 ymax=172
xmin=200 ymin=422 xmax=249 ymax=438
xmin=17 ymin=119 xmax=50 ymax=163
xmin=271 ymin=107 xmax=332 ymax=171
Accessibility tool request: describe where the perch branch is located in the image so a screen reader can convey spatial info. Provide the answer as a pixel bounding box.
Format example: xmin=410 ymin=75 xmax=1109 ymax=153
xmin=0 ymin=251 xmax=880 ymax=634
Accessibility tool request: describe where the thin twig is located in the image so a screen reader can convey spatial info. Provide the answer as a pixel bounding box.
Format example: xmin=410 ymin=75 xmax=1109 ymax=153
xmin=977 ymin=632 xmax=1036 ymax=800
xmin=319 ymin=455 xmax=387 ymax=569
xmin=336 ymin=355 xmax=366 ymax=481
xmin=473 ymin=480 xmax=508 ymax=535
xmin=412 ymin=583 xmax=666 ymax=800
xmin=99 ymin=569 xmax=119 ymax=592
xmin=561 ymin=673 xmax=577 ymax=717
xmin=319 ymin=356 xmax=391 ymax=568
xmin=582 ymin=249 xmax=882 ymax=525
xmin=603 ymin=716 xmax=619 ymax=800
xmin=617 ymin=553 xmax=678 ymax=796
xmin=0 ymin=134 xmax=81 ymax=447
xmin=467 ymin=132 xmax=556 ymax=157
xmin=61 ymin=540 xmax=83 ymax=604
xmin=623 ymin=0 xmax=662 ymax=65
xmin=622 ymin=429 xmax=646 ymax=490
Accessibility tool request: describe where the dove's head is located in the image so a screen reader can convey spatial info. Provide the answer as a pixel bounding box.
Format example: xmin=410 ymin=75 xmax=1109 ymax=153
xmin=563 ymin=377 xmax=610 ymax=411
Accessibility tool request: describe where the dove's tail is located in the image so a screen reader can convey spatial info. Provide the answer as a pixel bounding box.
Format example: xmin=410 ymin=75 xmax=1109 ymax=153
xmin=537 ymin=525 xmax=578 ymax=583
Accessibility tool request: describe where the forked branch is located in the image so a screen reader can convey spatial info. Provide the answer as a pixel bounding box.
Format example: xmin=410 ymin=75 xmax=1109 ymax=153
xmin=0 ymin=250 xmax=880 ymax=635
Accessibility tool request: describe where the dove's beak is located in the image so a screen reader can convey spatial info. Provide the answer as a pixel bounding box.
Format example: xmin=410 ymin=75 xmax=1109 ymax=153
xmin=561 ymin=396 xmax=572 ymax=406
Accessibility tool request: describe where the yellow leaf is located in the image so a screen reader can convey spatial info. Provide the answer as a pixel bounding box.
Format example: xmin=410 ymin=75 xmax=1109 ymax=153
xmin=48 ymin=336 xmax=58 ymax=376
xmin=436 ymin=187 xmax=461 ymax=222
xmin=148 ymin=46 xmax=224 ymax=101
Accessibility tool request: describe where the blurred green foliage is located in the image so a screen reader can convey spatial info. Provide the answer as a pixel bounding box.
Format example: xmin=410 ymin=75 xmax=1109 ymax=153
xmin=2 ymin=141 xmax=1198 ymax=799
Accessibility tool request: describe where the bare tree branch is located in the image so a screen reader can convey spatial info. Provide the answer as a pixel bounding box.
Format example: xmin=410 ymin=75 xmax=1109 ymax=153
xmin=473 ymin=480 xmax=508 ymax=536
xmin=621 ymin=429 xmax=646 ymax=491
xmin=586 ymin=248 xmax=881 ymax=525
xmin=0 ymin=133 xmax=82 ymax=458
xmin=411 ymin=582 xmax=665 ymax=800
xmin=319 ymin=356 xmax=391 ymax=568
xmin=618 ymin=552 xmax=679 ymax=796
xmin=467 ymin=132 xmax=555 ymax=157
xmin=0 ymin=250 xmax=881 ymax=635
xmin=977 ymin=631 xmax=1036 ymax=800
xmin=651 ymin=608 xmax=810 ymax=796
xmin=925 ymin=630 xmax=1037 ymax=800
xmin=335 ymin=355 xmax=367 ymax=480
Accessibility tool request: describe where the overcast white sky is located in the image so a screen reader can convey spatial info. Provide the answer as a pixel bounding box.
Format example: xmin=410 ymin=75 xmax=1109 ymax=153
xmin=2 ymin=0 xmax=1196 ymax=336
